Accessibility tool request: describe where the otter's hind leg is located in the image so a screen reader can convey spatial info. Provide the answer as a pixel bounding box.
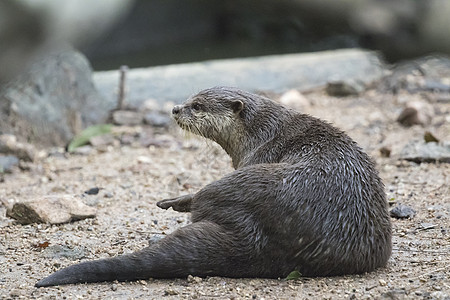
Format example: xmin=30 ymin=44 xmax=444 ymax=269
xmin=146 ymin=221 xmax=256 ymax=277
xmin=157 ymin=194 xmax=193 ymax=212
xmin=36 ymin=221 xmax=256 ymax=287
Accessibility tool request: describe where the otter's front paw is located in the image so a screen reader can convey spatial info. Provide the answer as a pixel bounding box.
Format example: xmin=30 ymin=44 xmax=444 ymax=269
xmin=157 ymin=194 xmax=193 ymax=212
xmin=156 ymin=199 xmax=174 ymax=210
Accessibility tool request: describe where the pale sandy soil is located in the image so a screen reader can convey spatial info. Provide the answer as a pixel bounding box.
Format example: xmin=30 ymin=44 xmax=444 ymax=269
xmin=1 ymin=87 xmax=449 ymax=299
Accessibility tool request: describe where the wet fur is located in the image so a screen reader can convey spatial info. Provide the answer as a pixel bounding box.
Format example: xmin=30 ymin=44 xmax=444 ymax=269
xmin=35 ymin=86 xmax=391 ymax=287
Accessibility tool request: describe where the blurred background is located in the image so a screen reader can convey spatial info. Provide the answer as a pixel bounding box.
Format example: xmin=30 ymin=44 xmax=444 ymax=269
xmin=2 ymin=0 xmax=450 ymax=77
xmin=1 ymin=0 xmax=449 ymax=147
xmin=83 ymin=0 xmax=450 ymax=70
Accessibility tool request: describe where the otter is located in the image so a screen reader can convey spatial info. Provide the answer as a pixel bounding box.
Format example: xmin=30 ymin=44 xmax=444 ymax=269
xmin=35 ymin=86 xmax=392 ymax=287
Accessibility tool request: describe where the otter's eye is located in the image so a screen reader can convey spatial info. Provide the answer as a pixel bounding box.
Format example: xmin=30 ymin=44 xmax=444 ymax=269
xmin=192 ymin=103 xmax=201 ymax=111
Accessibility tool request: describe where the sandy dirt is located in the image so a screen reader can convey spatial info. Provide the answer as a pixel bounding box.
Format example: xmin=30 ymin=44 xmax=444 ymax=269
xmin=1 ymin=87 xmax=449 ymax=299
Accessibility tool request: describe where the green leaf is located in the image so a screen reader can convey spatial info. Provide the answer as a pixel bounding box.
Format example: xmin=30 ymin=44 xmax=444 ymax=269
xmin=67 ymin=124 xmax=113 ymax=152
xmin=286 ymin=270 xmax=302 ymax=280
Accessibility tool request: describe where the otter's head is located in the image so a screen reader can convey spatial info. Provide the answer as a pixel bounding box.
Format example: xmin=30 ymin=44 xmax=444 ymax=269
xmin=172 ymin=87 xmax=245 ymax=144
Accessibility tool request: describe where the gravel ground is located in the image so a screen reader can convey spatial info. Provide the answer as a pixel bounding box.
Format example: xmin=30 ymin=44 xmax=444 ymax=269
xmin=1 ymin=87 xmax=449 ymax=299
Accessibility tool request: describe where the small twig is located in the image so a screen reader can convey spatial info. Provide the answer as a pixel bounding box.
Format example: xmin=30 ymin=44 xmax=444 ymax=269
xmin=111 ymin=240 xmax=127 ymax=246
xmin=132 ymin=230 xmax=166 ymax=235
xmin=117 ymin=65 xmax=129 ymax=110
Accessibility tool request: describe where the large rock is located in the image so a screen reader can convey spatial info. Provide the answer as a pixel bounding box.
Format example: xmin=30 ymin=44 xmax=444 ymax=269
xmin=400 ymin=141 xmax=450 ymax=163
xmin=1 ymin=48 xmax=386 ymax=147
xmin=0 ymin=48 xmax=108 ymax=146
xmin=379 ymin=56 xmax=450 ymax=93
xmin=0 ymin=155 xmax=19 ymax=173
xmin=94 ymin=48 xmax=386 ymax=107
xmin=6 ymin=194 xmax=96 ymax=225
xmin=0 ymin=0 xmax=133 ymax=84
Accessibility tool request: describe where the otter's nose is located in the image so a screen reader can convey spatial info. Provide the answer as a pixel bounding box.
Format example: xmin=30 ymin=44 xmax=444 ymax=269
xmin=172 ymin=105 xmax=181 ymax=115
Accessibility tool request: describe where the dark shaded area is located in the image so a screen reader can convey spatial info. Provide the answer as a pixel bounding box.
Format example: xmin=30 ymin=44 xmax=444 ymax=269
xmin=2 ymin=0 xmax=450 ymax=75
xmin=82 ymin=0 xmax=359 ymax=70
xmin=82 ymin=0 xmax=450 ymax=70
xmin=0 ymin=1 xmax=46 ymax=84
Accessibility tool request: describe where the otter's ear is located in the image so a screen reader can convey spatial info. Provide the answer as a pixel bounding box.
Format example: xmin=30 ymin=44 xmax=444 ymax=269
xmin=231 ymin=100 xmax=244 ymax=114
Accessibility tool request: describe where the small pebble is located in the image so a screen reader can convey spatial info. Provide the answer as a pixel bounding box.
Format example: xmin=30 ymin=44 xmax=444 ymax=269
xmin=84 ymin=187 xmax=100 ymax=195
xmin=420 ymin=223 xmax=437 ymax=230
xmin=137 ymin=156 xmax=152 ymax=164
xmin=424 ymin=131 xmax=439 ymax=143
xmin=9 ymin=288 xmax=23 ymax=297
xmin=326 ymin=79 xmax=365 ymax=96
xmin=164 ymin=289 xmax=179 ymax=296
xmin=89 ymin=134 xmax=115 ymax=147
xmin=104 ymin=192 xmax=114 ymax=198
xmin=397 ymin=101 xmax=433 ymax=126
xmin=278 ymin=89 xmax=310 ymax=111
xmin=379 ymin=146 xmax=391 ymax=158
xmin=72 ymin=145 xmax=95 ymax=155
xmin=390 ymin=204 xmax=416 ymax=219
xmin=187 ymin=274 xmax=203 ymax=284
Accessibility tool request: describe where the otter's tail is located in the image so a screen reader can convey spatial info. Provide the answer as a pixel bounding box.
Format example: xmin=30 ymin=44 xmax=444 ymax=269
xmin=35 ymin=252 xmax=151 ymax=287
xmin=35 ymin=221 xmax=257 ymax=287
